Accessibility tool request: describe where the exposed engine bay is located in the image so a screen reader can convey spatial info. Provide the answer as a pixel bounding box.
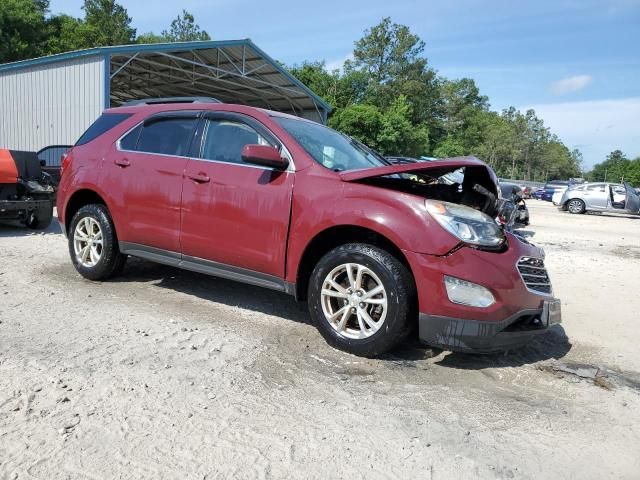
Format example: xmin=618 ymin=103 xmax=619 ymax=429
xmin=345 ymin=161 xmax=500 ymax=218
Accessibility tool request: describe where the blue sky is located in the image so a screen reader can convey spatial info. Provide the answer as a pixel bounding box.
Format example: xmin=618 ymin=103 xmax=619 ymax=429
xmin=50 ymin=0 xmax=640 ymax=168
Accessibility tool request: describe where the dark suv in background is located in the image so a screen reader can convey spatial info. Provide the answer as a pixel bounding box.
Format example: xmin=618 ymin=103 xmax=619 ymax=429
xmin=57 ymin=98 xmax=561 ymax=356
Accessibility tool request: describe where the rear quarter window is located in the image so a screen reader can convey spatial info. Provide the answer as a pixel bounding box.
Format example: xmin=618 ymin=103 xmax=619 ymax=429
xmin=75 ymin=113 xmax=132 ymax=146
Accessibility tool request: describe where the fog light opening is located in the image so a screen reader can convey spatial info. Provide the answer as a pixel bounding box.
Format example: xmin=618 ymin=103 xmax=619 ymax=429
xmin=444 ymin=276 xmax=495 ymax=308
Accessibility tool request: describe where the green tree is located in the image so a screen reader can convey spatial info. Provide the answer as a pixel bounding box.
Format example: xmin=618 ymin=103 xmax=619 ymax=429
xmin=45 ymin=14 xmax=94 ymax=53
xmin=590 ymin=150 xmax=630 ymax=183
xmin=82 ymin=0 xmax=135 ymax=46
xmin=377 ymin=96 xmax=429 ymax=156
xmin=288 ymin=61 xmax=368 ymax=109
xmin=0 ymin=0 xmax=49 ymax=62
xmin=328 ymin=104 xmax=383 ymax=150
xmin=346 ymin=17 xmax=440 ymax=130
xmin=162 ymin=10 xmax=210 ymax=42
xmin=349 ymin=16 xmax=426 ymax=85
xmin=136 ymin=32 xmax=167 ymax=44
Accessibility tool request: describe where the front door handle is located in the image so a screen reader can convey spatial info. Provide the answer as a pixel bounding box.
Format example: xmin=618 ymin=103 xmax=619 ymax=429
xmin=188 ymin=172 xmax=210 ymax=184
xmin=114 ymin=158 xmax=131 ymax=168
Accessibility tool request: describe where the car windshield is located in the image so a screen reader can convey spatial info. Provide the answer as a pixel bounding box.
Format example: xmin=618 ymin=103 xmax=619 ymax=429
xmin=274 ymin=117 xmax=388 ymax=171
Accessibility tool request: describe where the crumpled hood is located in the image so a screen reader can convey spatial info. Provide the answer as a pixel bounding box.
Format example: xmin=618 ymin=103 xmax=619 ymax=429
xmin=339 ymin=156 xmax=500 ymax=216
xmin=338 ymin=156 xmax=491 ymax=183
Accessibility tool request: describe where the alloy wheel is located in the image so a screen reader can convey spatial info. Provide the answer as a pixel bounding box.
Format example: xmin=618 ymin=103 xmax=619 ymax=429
xmin=320 ymin=263 xmax=388 ymax=339
xmin=73 ymin=217 xmax=104 ymax=267
xmin=568 ymin=200 xmax=583 ymax=214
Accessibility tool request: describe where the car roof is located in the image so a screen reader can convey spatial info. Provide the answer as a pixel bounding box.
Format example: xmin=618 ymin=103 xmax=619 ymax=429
xmin=106 ymin=102 xmax=315 ymax=125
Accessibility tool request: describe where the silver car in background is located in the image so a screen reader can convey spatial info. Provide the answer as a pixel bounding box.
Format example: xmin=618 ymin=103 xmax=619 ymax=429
xmin=559 ymin=182 xmax=640 ymax=215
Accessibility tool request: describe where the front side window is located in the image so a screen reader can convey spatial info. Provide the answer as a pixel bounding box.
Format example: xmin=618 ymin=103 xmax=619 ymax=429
xmin=136 ymin=117 xmax=197 ymax=156
xmin=587 ymin=184 xmax=605 ymax=192
xmin=201 ymin=119 xmax=270 ymax=164
xmin=274 ymin=117 xmax=387 ymax=172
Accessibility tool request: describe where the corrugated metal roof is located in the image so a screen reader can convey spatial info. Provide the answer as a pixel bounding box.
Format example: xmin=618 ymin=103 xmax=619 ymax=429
xmin=0 ymin=39 xmax=331 ymax=119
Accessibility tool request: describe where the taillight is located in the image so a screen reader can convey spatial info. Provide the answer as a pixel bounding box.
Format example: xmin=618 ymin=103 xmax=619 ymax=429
xmin=60 ymin=150 xmax=73 ymax=176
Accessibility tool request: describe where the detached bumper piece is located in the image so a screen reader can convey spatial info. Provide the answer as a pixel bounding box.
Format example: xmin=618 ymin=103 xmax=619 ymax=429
xmin=419 ymin=299 xmax=561 ymax=353
xmin=0 ymin=198 xmax=51 ymax=218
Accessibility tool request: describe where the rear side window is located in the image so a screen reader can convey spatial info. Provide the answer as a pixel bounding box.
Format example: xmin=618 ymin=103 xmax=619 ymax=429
xmin=76 ymin=113 xmax=132 ymax=146
xmin=137 ymin=118 xmax=197 ymax=156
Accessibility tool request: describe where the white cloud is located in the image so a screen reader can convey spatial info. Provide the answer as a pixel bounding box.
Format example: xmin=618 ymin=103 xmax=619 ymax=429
xmin=325 ymin=53 xmax=353 ymax=73
xmin=550 ymin=75 xmax=592 ymax=95
xmin=525 ymin=97 xmax=640 ymax=168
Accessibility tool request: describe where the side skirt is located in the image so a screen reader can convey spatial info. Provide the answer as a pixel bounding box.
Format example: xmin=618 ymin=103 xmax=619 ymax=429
xmin=119 ymin=242 xmax=296 ymax=295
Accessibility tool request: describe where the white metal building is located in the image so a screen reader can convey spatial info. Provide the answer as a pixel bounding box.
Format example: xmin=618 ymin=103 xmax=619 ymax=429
xmin=0 ymin=39 xmax=331 ymax=153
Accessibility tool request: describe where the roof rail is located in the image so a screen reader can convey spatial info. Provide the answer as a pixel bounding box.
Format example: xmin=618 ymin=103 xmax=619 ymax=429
xmin=122 ymin=97 xmax=222 ymax=106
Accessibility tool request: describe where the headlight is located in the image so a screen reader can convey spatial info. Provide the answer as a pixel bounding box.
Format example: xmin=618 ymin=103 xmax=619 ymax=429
xmin=425 ymin=200 xmax=505 ymax=247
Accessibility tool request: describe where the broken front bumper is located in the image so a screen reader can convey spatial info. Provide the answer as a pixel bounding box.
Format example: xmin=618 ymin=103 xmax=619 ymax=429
xmin=419 ymin=299 xmax=562 ymax=353
xmin=0 ymin=198 xmax=52 ymax=220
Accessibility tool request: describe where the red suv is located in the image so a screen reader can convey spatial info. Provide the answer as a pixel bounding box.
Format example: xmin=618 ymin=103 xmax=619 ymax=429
xmin=57 ymin=98 xmax=561 ymax=356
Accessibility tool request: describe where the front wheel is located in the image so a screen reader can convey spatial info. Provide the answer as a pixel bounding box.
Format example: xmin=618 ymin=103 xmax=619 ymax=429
xmin=68 ymin=204 xmax=127 ymax=280
xmin=567 ymin=199 xmax=585 ymax=214
xmin=308 ymin=243 xmax=416 ymax=357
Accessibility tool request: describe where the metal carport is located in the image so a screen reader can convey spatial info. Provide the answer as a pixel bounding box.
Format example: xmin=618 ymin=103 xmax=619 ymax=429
xmin=0 ymin=39 xmax=331 ymax=152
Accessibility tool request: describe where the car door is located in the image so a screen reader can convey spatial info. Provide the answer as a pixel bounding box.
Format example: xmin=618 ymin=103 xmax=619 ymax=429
xmin=107 ymin=111 xmax=199 ymax=252
xmin=180 ymin=112 xmax=294 ymax=278
xmin=583 ymin=183 xmax=607 ymax=209
xmin=624 ymin=182 xmax=640 ymax=214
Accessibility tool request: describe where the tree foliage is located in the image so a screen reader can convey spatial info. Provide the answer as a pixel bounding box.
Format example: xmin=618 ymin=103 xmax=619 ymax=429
xmin=289 ymin=18 xmax=584 ymax=181
xmin=0 ymin=0 xmax=210 ymax=59
xmin=161 ymin=10 xmax=210 ymax=42
xmin=82 ymin=0 xmax=136 ymax=46
xmin=0 ymin=0 xmax=49 ymax=62
xmin=589 ymin=150 xmax=640 ymax=185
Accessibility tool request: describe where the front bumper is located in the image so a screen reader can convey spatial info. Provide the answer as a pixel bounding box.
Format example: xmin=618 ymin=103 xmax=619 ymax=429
xmin=406 ymin=233 xmax=561 ymax=353
xmin=419 ymin=299 xmax=561 ymax=353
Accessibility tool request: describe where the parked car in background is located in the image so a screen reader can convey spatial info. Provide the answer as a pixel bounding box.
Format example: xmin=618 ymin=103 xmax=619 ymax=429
xmin=531 ymin=188 xmax=545 ymax=200
xmin=37 ymin=145 xmax=71 ymax=186
xmin=57 ymin=98 xmax=561 ymax=356
xmin=540 ymin=181 xmax=568 ymax=202
xmin=559 ymin=182 xmax=640 ymax=215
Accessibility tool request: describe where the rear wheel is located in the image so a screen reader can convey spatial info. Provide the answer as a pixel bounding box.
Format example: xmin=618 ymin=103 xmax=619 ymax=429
xmin=308 ymin=243 xmax=416 ymax=357
xmin=68 ymin=204 xmax=126 ymax=280
xmin=567 ymin=199 xmax=585 ymax=214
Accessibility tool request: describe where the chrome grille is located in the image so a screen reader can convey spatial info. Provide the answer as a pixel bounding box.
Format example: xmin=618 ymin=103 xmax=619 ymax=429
xmin=517 ymin=257 xmax=552 ymax=295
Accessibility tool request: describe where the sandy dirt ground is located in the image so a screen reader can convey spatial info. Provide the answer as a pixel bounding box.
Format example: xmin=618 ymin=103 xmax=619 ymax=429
xmin=1 ymin=201 xmax=639 ymax=479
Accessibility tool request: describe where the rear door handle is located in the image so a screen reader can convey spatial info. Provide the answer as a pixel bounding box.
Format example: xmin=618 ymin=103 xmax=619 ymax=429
xmin=114 ymin=158 xmax=131 ymax=168
xmin=188 ymin=172 xmax=210 ymax=184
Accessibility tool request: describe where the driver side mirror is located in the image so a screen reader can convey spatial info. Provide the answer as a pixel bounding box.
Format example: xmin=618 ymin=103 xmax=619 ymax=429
xmin=241 ymin=145 xmax=289 ymax=170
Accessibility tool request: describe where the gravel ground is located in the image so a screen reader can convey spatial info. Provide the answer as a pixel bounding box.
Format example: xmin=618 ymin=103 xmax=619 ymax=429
xmin=1 ymin=201 xmax=639 ymax=479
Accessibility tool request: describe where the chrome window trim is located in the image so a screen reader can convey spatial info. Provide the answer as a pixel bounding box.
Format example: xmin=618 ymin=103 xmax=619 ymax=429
xmin=115 ymin=115 xmax=296 ymax=173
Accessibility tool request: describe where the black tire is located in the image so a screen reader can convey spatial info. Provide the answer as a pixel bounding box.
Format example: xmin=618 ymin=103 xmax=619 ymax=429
xmin=308 ymin=243 xmax=416 ymax=357
xmin=566 ymin=198 xmax=585 ymax=214
xmin=68 ymin=204 xmax=127 ymax=280
xmin=26 ymin=201 xmax=53 ymax=230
